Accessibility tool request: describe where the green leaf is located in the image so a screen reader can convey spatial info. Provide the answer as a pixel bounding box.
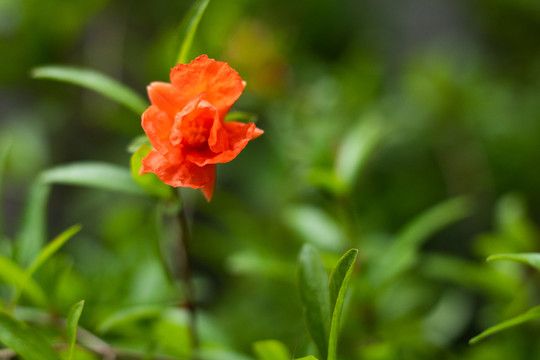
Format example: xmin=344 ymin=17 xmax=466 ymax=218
xmin=286 ymin=206 xmax=346 ymax=252
xmin=0 ymin=137 xmax=12 ymax=235
xmin=153 ymin=308 xmax=192 ymax=358
xmin=67 ymin=300 xmax=85 ymax=360
xmin=469 ymin=305 xmax=540 ymax=344
xmin=0 ymin=256 xmax=47 ymax=307
xmin=127 ymin=135 xmax=151 ymax=153
xmin=253 ymin=340 xmax=290 ymax=360
xmin=31 ymin=66 xmax=147 ymax=115
xmin=327 ymin=249 xmax=358 ymax=360
xmin=0 ymin=312 xmax=61 ymax=360
xmin=335 ymin=112 xmax=385 ymax=192
xmin=25 ymin=225 xmax=81 ymax=281
xmin=370 ymin=196 xmax=473 ymax=285
xmin=175 ymin=0 xmax=211 ymax=64
xmin=487 ymin=253 xmax=540 ymax=271
xmin=298 ymin=245 xmax=330 ymax=359
xmin=13 ymin=225 xmax=81 ymax=307
xmin=15 ymin=181 xmax=50 ymax=267
xmin=225 ymin=111 xmax=258 ymax=124
xmin=39 ymin=162 xmax=148 ymax=196
xmin=16 ymin=162 xmax=147 ymax=267
xmin=98 ymin=305 xmax=163 ymax=334
xmin=130 ymin=145 xmax=173 ymax=199
xmin=296 ymin=357 xmax=319 ymax=360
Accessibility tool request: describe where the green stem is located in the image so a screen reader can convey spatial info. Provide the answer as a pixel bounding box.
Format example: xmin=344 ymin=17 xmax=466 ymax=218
xmin=174 ymin=190 xmax=199 ymax=351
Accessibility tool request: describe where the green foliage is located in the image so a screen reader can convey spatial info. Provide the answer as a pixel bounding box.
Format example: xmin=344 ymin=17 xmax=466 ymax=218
xmin=470 ymin=305 xmax=540 ymax=344
xmin=298 ymin=245 xmax=330 ymax=358
xmin=328 ymin=249 xmax=358 ymax=360
xmin=487 ymin=253 xmax=540 ymax=270
xmin=298 ymin=246 xmax=358 ymax=360
xmin=2 ymin=0 xmax=540 ymax=359
xmin=253 ymin=339 xmax=290 ymax=360
xmin=175 ymin=0 xmax=211 ymax=64
xmin=13 ymin=224 xmax=81 ymax=307
xmin=0 ymin=312 xmax=61 ymax=360
xmin=66 ymin=300 xmax=85 ymax=360
xmin=31 ymin=66 xmax=147 ymax=115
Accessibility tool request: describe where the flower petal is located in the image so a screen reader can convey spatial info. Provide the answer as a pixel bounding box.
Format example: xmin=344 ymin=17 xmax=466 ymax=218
xmin=170 ymin=55 xmax=245 ymax=115
xmin=141 ymin=105 xmax=179 ymax=159
xmin=141 ymin=149 xmax=216 ymax=194
xmin=147 ymin=82 xmax=191 ymax=119
xmin=186 ymin=122 xmax=263 ymax=166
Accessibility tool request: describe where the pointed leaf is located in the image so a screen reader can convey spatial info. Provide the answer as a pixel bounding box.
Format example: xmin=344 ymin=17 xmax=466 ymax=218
xmin=25 ymin=224 xmax=81 ymax=280
xmin=15 ymin=181 xmax=50 ymax=267
xmin=298 ymin=245 xmax=330 ymax=359
xmin=328 ymin=249 xmax=358 ymax=360
xmin=487 ymin=253 xmax=540 ymax=271
xmin=0 ymin=312 xmax=61 ymax=360
xmin=0 ymin=137 xmax=12 ymax=235
xmin=40 ymin=162 xmax=148 ymax=196
xmin=175 ymin=0 xmax=210 ymax=64
xmin=67 ymin=300 xmax=85 ymax=360
xmin=13 ymin=225 xmax=81 ymax=307
xmin=0 ymin=256 xmax=47 ymax=307
xmin=130 ymin=145 xmax=172 ymax=198
xmin=16 ymin=162 xmax=146 ymax=267
xmin=370 ymin=196 xmax=472 ymax=285
xmin=470 ymin=305 xmax=540 ymax=344
xmin=253 ymin=340 xmax=290 ymax=360
xmin=335 ymin=112 xmax=385 ymax=191
xmin=97 ymin=305 xmax=163 ymax=334
xmin=31 ymin=66 xmax=147 ymax=115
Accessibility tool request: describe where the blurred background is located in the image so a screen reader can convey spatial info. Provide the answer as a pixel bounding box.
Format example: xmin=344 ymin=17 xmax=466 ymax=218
xmin=1 ymin=0 xmax=540 ymax=359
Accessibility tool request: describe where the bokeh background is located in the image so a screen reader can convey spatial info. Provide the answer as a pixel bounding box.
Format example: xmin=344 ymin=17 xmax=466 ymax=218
xmin=2 ymin=0 xmax=540 ymax=359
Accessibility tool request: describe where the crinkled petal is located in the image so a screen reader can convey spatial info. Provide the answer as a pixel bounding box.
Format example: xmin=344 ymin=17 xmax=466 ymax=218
xmin=208 ymin=116 xmax=229 ymax=153
xmin=140 ymin=149 xmax=216 ymax=196
xmin=147 ymin=82 xmax=191 ymax=119
xmin=170 ymin=55 xmax=245 ymax=115
xmin=186 ymin=122 xmax=263 ymax=166
xmin=141 ymin=105 xmax=180 ymax=160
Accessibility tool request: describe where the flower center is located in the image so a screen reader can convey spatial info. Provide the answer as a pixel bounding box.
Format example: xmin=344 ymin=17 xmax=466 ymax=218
xmin=179 ymin=112 xmax=213 ymax=147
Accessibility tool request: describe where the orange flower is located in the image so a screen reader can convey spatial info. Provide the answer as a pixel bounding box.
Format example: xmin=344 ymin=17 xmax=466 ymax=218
xmin=140 ymin=55 xmax=263 ymax=201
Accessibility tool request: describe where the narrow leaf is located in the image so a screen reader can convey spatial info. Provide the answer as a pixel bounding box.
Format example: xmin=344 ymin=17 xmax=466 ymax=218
xmin=98 ymin=305 xmax=163 ymax=334
xmin=67 ymin=300 xmax=85 ymax=360
xmin=13 ymin=225 xmax=81 ymax=307
xmin=175 ymin=0 xmax=211 ymax=64
xmin=370 ymin=196 xmax=472 ymax=285
xmin=225 ymin=111 xmax=258 ymax=124
xmin=253 ymin=340 xmax=290 ymax=360
xmin=487 ymin=253 xmax=540 ymax=271
xmin=15 ymin=181 xmax=51 ymax=268
xmin=0 ymin=312 xmax=61 ymax=360
xmin=470 ymin=305 xmax=540 ymax=344
xmin=296 ymin=357 xmax=319 ymax=360
xmin=335 ymin=112 xmax=385 ymax=191
xmin=0 ymin=138 xmax=12 ymax=235
xmin=16 ymin=162 xmax=147 ymax=267
xmin=0 ymin=256 xmax=47 ymax=307
xmin=25 ymin=225 xmax=81 ymax=280
xmin=40 ymin=162 xmax=148 ymax=196
xmin=298 ymin=245 xmax=330 ymax=359
xmin=130 ymin=145 xmax=172 ymax=198
xmin=327 ymin=249 xmax=358 ymax=360
xmin=32 ymin=66 xmax=147 ymax=115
